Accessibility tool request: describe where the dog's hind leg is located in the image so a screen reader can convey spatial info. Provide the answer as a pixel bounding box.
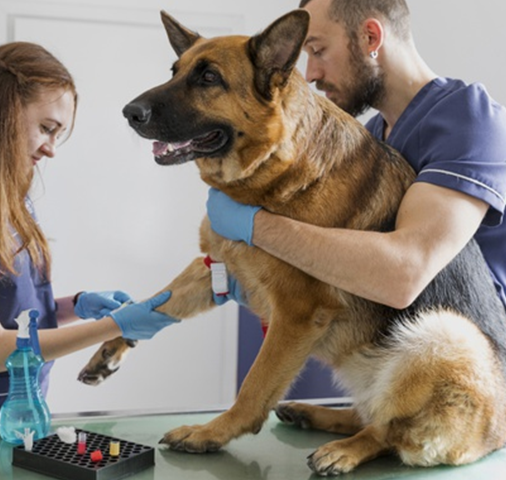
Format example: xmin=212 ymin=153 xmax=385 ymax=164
xmin=307 ymin=424 xmax=391 ymax=475
xmin=382 ymin=311 xmax=506 ymax=467
xmin=311 ymin=310 xmax=506 ymax=474
xmin=275 ymin=403 xmax=363 ymax=435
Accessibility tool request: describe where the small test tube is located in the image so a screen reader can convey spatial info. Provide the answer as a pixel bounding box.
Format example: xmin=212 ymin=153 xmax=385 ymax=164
xmin=109 ymin=440 xmax=120 ymax=457
xmin=77 ymin=432 xmax=87 ymax=454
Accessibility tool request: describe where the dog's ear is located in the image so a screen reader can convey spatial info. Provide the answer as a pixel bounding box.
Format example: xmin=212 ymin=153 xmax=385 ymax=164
xmin=248 ymin=9 xmax=310 ymax=101
xmin=160 ymin=10 xmax=201 ymax=57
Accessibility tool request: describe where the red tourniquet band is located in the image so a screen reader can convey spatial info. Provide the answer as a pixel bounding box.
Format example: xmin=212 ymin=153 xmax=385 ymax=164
xmin=203 ymin=255 xmax=214 ymax=269
xmin=261 ymin=324 xmax=269 ymax=338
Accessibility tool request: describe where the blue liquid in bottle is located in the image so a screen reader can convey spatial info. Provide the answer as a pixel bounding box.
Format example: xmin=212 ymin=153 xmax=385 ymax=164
xmin=0 ymin=310 xmax=51 ymax=444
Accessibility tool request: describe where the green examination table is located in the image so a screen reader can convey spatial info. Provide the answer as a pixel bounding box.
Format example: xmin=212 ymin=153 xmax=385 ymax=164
xmin=1 ymin=407 xmax=506 ymax=480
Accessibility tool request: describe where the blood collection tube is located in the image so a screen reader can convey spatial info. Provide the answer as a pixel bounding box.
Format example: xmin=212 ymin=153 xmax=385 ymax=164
xmin=77 ymin=432 xmax=87 ymax=454
xmin=109 ymin=440 xmax=120 ymax=457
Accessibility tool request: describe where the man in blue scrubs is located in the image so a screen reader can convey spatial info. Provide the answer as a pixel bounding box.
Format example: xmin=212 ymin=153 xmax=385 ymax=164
xmin=206 ymin=0 xmax=506 ymax=310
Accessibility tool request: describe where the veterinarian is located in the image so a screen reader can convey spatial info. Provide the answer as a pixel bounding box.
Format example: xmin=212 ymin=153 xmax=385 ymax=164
xmin=0 ymin=42 xmax=178 ymax=407
xmin=206 ymin=0 xmax=506 ymax=311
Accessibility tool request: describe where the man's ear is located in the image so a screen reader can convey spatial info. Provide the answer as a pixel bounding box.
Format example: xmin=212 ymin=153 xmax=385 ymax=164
xmin=362 ymin=18 xmax=384 ymax=57
xmin=248 ymin=9 xmax=310 ymax=100
xmin=160 ymin=10 xmax=201 ymax=57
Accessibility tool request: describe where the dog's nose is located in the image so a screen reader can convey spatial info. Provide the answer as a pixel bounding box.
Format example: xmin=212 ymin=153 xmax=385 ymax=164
xmin=122 ymin=102 xmax=152 ymax=126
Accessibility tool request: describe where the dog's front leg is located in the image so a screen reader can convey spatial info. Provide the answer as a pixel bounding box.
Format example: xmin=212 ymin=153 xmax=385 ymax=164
xmin=79 ymin=257 xmax=215 ymax=385
xmin=153 ymin=256 xmax=215 ymax=319
xmin=160 ymin=307 xmax=328 ymax=452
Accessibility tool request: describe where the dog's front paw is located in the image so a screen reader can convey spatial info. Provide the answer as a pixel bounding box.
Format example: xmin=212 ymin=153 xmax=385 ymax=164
xmin=159 ymin=425 xmax=223 ymax=453
xmin=78 ymin=337 xmax=137 ymax=386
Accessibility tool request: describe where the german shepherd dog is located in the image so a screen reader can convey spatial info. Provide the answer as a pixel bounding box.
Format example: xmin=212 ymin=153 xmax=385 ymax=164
xmin=79 ymin=9 xmax=506 ymax=475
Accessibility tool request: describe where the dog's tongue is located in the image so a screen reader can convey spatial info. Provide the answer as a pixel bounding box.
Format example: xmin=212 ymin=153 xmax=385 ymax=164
xmin=152 ymin=141 xmax=168 ymax=156
xmin=152 ymin=140 xmax=192 ymax=156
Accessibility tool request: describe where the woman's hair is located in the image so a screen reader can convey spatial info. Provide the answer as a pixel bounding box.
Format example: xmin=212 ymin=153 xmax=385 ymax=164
xmin=0 ymin=42 xmax=77 ymax=277
xmin=299 ymin=0 xmax=411 ymax=41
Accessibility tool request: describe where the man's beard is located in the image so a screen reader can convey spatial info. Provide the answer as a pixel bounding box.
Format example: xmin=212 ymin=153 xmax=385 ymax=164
xmin=317 ymin=44 xmax=386 ymax=118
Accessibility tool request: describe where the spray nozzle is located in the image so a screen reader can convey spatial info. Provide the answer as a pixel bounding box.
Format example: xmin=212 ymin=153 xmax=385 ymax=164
xmin=14 ymin=309 xmax=40 ymax=353
xmin=14 ymin=310 xmax=34 ymax=340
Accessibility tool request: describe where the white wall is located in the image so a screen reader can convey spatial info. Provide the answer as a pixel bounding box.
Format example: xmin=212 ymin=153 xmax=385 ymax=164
xmin=408 ymin=0 xmax=506 ymax=105
xmin=0 ymin=0 xmax=504 ymax=414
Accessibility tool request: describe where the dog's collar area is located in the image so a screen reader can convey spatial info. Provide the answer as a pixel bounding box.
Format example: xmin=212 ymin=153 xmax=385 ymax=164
xmin=204 ymin=256 xmax=229 ymax=296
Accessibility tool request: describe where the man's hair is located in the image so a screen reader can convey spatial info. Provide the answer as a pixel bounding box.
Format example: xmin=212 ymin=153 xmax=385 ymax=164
xmin=299 ymin=0 xmax=411 ymax=41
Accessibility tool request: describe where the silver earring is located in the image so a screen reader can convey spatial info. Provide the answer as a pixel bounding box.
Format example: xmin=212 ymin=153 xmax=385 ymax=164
xmin=369 ymin=50 xmax=378 ymax=59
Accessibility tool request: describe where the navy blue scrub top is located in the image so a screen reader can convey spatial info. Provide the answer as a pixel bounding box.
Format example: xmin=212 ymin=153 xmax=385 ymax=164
xmin=366 ymin=77 xmax=506 ymax=309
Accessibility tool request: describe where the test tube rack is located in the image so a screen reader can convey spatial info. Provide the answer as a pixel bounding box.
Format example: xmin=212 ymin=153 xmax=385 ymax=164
xmin=12 ymin=428 xmax=155 ymax=480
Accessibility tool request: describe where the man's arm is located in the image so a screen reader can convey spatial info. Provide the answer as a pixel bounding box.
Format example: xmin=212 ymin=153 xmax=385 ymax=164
xmin=250 ymin=182 xmax=488 ymax=308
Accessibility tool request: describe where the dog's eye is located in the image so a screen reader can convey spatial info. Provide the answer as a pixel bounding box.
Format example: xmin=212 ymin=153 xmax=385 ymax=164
xmin=201 ymin=69 xmax=220 ymax=85
xmin=189 ymin=61 xmax=226 ymax=88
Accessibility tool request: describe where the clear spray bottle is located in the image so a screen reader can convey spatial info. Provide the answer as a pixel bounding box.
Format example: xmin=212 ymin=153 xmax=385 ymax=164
xmin=0 ymin=309 xmax=51 ymax=444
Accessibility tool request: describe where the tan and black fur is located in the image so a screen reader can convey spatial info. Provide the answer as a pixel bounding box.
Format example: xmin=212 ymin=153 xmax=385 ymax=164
xmin=80 ymin=10 xmax=506 ymax=475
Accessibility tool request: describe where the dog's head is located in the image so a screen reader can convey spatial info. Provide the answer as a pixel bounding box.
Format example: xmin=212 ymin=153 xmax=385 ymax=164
xmin=122 ymin=10 xmax=310 ymax=185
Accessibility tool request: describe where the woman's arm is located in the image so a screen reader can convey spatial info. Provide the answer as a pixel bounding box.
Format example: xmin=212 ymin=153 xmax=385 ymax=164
xmin=0 ymin=291 xmax=176 ymax=372
xmin=0 ymin=317 xmax=121 ymax=372
xmin=55 ymin=295 xmax=81 ymax=326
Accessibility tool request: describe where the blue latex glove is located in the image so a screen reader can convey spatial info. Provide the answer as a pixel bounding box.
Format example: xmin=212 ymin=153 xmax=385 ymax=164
xmin=110 ymin=291 xmax=179 ymax=340
xmin=206 ymin=188 xmax=261 ymax=246
xmin=75 ymin=290 xmax=132 ymax=319
xmin=213 ymin=273 xmax=247 ymax=307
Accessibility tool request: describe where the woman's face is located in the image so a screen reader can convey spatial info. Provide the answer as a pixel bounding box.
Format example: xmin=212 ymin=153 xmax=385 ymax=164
xmin=23 ymin=87 xmax=75 ymax=173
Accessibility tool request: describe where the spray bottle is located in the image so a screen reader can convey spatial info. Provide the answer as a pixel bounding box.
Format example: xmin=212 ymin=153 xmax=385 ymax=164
xmin=0 ymin=309 xmax=51 ymax=444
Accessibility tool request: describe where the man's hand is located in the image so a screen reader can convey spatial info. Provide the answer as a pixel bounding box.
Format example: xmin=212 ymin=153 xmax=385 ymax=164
xmin=206 ymin=188 xmax=261 ymax=246
xmin=213 ymin=274 xmax=247 ymax=307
